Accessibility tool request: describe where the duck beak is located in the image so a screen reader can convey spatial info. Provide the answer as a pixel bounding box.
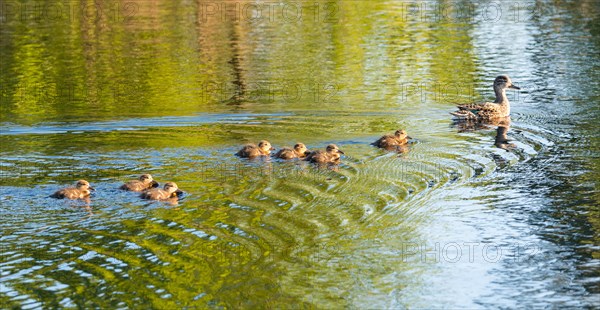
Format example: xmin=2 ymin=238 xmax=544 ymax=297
xmin=304 ymin=151 xmax=311 ymax=155
xmin=151 ymin=180 xmax=160 ymax=188
xmin=407 ymin=136 xmax=413 ymax=140
xmin=509 ymin=84 xmax=520 ymax=90
xmin=88 ymin=186 xmax=96 ymax=191
xmin=270 ymin=147 xmax=275 ymax=150
xmin=337 ymin=150 xmax=345 ymax=154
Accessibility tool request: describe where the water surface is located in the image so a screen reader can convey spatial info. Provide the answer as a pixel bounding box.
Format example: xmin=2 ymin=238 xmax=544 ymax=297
xmin=1 ymin=1 xmax=599 ymax=308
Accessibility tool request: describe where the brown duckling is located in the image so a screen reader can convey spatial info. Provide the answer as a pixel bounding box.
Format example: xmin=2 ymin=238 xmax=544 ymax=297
xmin=236 ymin=140 xmax=275 ymax=158
xmin=305 ymin=144 xmax=344 ymax=164
xmin=50 ymin=180 xmax=95 ymax=199
xmin=275 ymin=143 xmax=310 ymax=159
xmin=120 ymin=174 xmax=159 ymax=192
xmin=140 ymin=182 xmax=179 ymax=201
xmin=372 ymin=129 xmax=411 ymax=149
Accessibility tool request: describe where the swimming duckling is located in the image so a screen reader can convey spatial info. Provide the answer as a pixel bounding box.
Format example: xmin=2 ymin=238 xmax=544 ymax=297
xmin=236 ymin=140 xmax=275 ymax=158
xmin=372 ymin=129 xmax=411 ymax=149
xmin=50 ymin=180 xmax=95 ymax=199
xmin=140 ymin=182 xmax=180 ymax=201
xmin=275 ymin=143 xmax=310 ymax=159
xmin=305 ymin=144 xmax=344 ymax=164
xmin=451 ymin=75 xmax=520 ymax=122
xmin=120 ymin=174 xmax=159 ymax=192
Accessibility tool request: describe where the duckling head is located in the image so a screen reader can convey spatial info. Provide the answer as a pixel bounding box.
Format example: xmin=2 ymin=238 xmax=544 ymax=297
xmin=394 ymin=129 xmax=409 ymax=140
xmin=163 ymin=182 xmax=179 ymax=194
xmin=494 ymin=75 xmax=520 ymax=90
xmin=325 ymin=144 xmax=344 ymax=155
xmin=76 ymin=180 xmax=94 ymax=191
xmin=139 ymin=174 xmax=153 ymax=184
xmin=294 ymin=143 xmax=308 ymax=154
xmin=75 ymin=180 xmax=96 ymax=193
xmin=258 ymin=140 xmax=275 ymax=154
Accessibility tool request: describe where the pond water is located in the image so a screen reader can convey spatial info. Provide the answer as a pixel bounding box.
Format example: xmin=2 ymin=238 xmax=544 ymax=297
xmin=1 ymin=1 xmax=599 ymax=308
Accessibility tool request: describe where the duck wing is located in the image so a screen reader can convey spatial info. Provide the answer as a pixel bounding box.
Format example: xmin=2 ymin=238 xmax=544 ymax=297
xmin=50 ymin=188 xmax=81 ymax=199
xmin=275 ymin=147 xmax=294 ymax=159
xmin=372 ymin=134 xmax=398 ymax=148
xmin=452 ymin=102 xmax=498 ymax=120
xmin=450 ymin=110 xmax=478 ymax=120
xmin=121 ymin=180 xmax=143 ymax=191
xmin=456 ymin=102 xmax=487 ymax=111
xmin=236 ymin=144 xmax=258 ymax=157
xmin=305 ymin=150 xmax=325 ymax=162
xmin=50 ymin=189 xmax=67 ymax=199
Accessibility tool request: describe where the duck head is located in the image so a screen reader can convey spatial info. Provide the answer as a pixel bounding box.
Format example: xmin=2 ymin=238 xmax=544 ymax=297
xmin=139 ymin=174 xmax=153 ymax=184
xmin=163 ymin=182 xmax=179 ymax=194
xmin=294 ymin=143 xmax=308 ymax=155
xmin=494 ymin=75 xmax=520 ymax=91
xmin=76 ymin=180 xmax=94 ymax=191
xmin=394 ymin=129 xmax=410 ymax=140
xmin=258 ymin=140 xmax=275 ymax=155
xmin=325 ymin=144 xmax=344 ymax=155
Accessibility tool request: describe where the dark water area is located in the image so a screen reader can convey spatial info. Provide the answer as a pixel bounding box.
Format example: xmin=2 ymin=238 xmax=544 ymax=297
xmin=1 ymin=1 xmax=599 ymax=308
